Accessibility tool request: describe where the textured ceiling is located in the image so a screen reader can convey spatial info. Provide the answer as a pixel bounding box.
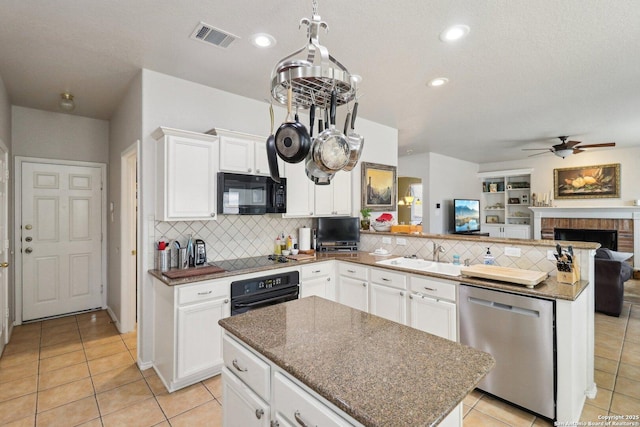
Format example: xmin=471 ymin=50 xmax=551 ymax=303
xmin=1 ymin=0 xmax=639 ymax=163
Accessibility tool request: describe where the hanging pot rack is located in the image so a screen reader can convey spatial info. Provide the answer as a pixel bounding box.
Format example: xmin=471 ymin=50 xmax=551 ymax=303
xmin=270 ymin=0 xmax=357 ymax=110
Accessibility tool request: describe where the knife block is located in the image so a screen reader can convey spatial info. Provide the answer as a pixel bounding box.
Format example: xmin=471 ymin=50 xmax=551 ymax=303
xmin=556 ymin=257 xmax=580 ymax=284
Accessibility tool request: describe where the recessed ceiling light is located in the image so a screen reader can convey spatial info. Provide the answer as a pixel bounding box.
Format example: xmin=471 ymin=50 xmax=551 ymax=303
xmin=440 ymin=25 xmax=470 ymax=42
xmin=251 ymin=33 xmax=276 ymax=48
xmin=428 ymin=77 xmax=449 ymax=87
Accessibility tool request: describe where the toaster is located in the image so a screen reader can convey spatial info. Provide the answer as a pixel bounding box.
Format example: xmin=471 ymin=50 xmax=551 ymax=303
xmin=194 ymin=239 xmax=207 ymax=265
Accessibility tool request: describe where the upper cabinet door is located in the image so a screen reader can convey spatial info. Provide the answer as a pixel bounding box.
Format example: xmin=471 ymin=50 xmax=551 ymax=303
xmin=219 ymin=135 xmax=255 ymax=174
xmin=154 ymin=127 xmax=219 ymax=221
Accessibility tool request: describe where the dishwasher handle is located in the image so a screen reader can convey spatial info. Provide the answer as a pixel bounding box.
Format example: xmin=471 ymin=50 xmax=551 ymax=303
xmin=468 ymin=296 xmax=540 ymax=318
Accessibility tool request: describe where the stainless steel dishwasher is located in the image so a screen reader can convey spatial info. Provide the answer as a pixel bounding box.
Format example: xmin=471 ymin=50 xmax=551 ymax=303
xmin=459 ymin=285 xmax=555 ymax=419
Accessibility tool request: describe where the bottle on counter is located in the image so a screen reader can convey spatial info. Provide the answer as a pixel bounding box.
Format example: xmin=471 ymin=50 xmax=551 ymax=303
xmin=483 ymin=247 xmax=494 ymax=265
xmin=280 ymin=233 xmax=286 ymax=252
xmin=274 ymin=235 xmax=282 ymax=255
xmin=286 ymin=235 xmax=293 ymax=250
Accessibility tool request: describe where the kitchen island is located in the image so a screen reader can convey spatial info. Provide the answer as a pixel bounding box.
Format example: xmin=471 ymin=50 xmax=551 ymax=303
xmin=219 ymin=296 xmax=495 ymax=427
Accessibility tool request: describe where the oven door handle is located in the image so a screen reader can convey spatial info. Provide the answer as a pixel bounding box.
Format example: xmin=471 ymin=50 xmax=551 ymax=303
xmin=233 ymin=290 xmax=299 ymax=308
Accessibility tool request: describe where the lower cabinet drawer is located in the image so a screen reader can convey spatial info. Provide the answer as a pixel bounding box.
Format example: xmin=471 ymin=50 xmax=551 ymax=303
xmin=369 ymin=267 xmax=406 ymax=290
xmin=409 ymin=275 xmax=456 ymax=301
xmin=178 ymin=280 xmax=227 ymax=305
xmin=223 ymin=334 xmax=270 ymax=400
xmin=337 ymin=262 xmax=367 ymax=280
xmin=273 ymin=371 xmax=351 ymax=427
xmin=301 ymin=262 xmax=333 ymax=279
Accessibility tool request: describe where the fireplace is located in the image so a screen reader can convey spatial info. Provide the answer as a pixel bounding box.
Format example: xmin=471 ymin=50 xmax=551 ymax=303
xmin=554 ymin=228 xmax=617 ymax=251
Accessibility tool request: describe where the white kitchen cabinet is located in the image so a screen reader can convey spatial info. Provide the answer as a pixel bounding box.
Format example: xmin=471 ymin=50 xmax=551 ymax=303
xmin=273 ymin=371 xmax=352 ymax=427
xmin=218 ymin=129 xmax=282 ymax=177
xmin=283 ymin=164 xmax=352 ymax=217
xmin=314 ymin=171 xmax=352 ymax=216
xmin=153 ymin=127 xmax=219 ymax=221
xmin=283 ymin=161 xmax=315 ymax=217
xmin=153 ymin=277 xmax=230 ymax=392
xmin=483 ymin=224 xmax=531 ymax=239
xmin=408 ymin=276 xmax=457 ymax=341
xmin=368 ymin=268 xmax=407 ymax=324
xmin=222 ymin=367 xmax=270 ymax=427
xmin=300 ymin=263 xmax=335 ymax=300
xmin=336 ymin=262 xmax=368 ymax=312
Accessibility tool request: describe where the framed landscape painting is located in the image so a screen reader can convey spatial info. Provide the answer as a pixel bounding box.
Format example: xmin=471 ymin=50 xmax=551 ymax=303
xmin=361 ymin=162 xmax=397 ymax=211
xmin=554 ymin=163 xmax=620 ymax=199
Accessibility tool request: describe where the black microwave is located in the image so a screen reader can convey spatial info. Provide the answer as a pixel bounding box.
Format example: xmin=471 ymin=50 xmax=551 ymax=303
xmin=217 ymin=173 xmax=286 ymax=215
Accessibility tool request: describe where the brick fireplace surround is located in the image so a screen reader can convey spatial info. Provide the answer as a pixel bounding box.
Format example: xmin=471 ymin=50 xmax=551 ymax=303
xmin=531 ymin=207 xmax=640 ymax=269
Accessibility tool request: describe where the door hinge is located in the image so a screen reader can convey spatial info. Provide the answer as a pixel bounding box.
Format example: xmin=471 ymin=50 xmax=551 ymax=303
xmin=101 ymin=233 xmax=103 ymax=242
xmin=101 ymin=284 xmax=104 ymax=294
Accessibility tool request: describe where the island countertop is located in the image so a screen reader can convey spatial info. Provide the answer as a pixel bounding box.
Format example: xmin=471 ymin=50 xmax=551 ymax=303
xmin=219 ymin=296 xmax=495 ymax=427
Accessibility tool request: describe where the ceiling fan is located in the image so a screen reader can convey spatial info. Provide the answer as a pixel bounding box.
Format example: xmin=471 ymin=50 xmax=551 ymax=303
xmin=522 ymin=136 xmax=616 ymax=159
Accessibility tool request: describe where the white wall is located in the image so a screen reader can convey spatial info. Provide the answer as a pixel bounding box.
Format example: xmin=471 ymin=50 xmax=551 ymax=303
xmin=107 ymin=72 xmax=142 ymax=332
xmin=12 ymin=106 xmax=108 ymax=162
xmin=399 ymin=152 xmax=479 ymax=234
xmin=480 ymin=146 xmax=640 ymax=207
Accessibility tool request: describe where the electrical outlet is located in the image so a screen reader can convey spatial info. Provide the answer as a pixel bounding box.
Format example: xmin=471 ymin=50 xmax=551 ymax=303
xmin=396 ymin=238 xmax=407 ymax=246
xmin=504 ymin=247 xmax=521 ymax=257
xmin=547 ymin=250 xmax=557 ymax=261
xmin=382 ymin=237 xmax=392 ymax=244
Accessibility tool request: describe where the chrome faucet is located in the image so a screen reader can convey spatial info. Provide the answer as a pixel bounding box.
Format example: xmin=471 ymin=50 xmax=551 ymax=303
xmin=432 ymin=242 xmax=445 ymax=262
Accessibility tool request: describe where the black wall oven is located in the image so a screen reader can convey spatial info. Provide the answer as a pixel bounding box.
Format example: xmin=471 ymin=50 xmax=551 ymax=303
xmin=218 ymin=173 xmax=286 ymax=215
xmin=230 ymin=271 xmax=299 ymax=316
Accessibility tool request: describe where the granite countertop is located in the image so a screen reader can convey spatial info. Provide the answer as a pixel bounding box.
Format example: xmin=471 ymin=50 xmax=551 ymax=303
xmin=149 ymin=252 xmax=589 ymax=301
xmin=219 ymin=296 xmax=495 ymax=427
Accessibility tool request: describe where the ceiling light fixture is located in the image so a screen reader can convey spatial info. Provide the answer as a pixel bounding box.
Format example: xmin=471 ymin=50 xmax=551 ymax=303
xmin=251 ymin=33 xmax=276 ymax=48
xmin=59 ymin=92 xmax=75 ymax=111
xmin=554 ymin=149 xmax=574 ymax=159
xmin=428 ymin=77 xmax=449 ymax=87
xmin=440 ymin=24 xmax=470 ymax=42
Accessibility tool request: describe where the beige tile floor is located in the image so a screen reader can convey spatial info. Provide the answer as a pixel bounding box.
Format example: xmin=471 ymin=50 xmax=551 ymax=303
xmin=0 ymin=280 xmax=638 ymax=426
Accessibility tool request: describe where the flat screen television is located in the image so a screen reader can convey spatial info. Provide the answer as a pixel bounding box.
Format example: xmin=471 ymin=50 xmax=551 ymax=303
xmin=453 ymin=199 xmax=480 ymax=233
xmin=315 ymin=217 xmax=360 ymax=244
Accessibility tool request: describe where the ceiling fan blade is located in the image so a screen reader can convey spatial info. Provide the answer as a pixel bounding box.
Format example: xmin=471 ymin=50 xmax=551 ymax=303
xmin=573 ymin=148 xmax=585 ymax=154
xmin=575 ymin=142 xmax=616 ymax=148
xmin=565 ymin=140 xmax=582 ymax=148
xmin=522 ymin=148 xmax=552 ymax=151
xmin=527 ymin=151 xmax=551 ymax=157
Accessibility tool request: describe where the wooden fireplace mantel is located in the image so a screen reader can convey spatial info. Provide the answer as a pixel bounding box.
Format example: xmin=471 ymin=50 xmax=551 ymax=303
xmin=530 ymin=206 xmax=640 ymax=268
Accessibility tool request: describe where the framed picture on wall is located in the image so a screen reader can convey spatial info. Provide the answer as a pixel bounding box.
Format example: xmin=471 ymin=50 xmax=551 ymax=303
xmin=361 ymin=162 xmax=397 ymax=211
xmin=554 ymin=163 xmax=620 ymax=199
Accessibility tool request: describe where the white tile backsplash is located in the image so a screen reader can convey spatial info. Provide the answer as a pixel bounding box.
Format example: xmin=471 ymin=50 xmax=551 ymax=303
xmin=154 ymin=215 xmax=312 ymax=264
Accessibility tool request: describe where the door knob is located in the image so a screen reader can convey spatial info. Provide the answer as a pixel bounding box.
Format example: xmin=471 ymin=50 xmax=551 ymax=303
xmin=0 ymin=262 xmax=8 ymax=268
xmin=25 ymin=247 xmax=33 ymax=254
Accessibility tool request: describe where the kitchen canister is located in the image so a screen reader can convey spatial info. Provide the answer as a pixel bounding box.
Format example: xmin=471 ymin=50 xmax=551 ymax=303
xmin=177 ymin=248 xmax=189 ymax=269
xmin=155 ymin=249 xmax=171 ymax=272
xmin=299 ymin=227 xmax=311 ymax=251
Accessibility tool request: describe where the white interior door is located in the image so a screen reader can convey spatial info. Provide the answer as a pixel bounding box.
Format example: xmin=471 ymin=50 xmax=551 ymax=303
xmin=0 ymin=143 xmax=8 ymax=349
xmin=22 ymin=162 xmax=103 ymax=320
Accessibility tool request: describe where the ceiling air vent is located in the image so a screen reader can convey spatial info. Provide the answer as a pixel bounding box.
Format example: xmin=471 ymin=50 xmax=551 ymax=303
xmin=190 ymin=22 xmax=238 ymax=48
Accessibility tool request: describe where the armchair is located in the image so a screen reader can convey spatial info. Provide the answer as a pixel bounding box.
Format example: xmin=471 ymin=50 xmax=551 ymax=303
xmin=594 ymin=248 xmax=633 ymax=317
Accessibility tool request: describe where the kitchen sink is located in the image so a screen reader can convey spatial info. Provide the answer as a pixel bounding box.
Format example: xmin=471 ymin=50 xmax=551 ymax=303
xmin=375 ymin=257 xmax=462 ymax=277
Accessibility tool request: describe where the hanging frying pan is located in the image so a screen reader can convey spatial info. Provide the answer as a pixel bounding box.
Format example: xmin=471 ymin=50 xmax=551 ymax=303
xmin=275 ymin=86 xmax=311 ymax=163
xmin=266 ymin=103 xmax=280 ymax=183
xmin=343 ymin=101 xmax=364 ymax=172
xmin=311 ymin=90 xmax=350 ymax=172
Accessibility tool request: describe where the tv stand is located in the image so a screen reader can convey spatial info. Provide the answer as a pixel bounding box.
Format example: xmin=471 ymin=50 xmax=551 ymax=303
xmin=453 ymin=232 xmax=490 ymax=237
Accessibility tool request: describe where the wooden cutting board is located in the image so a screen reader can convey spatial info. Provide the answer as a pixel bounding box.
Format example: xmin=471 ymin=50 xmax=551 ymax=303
xmin=286 ymin=253 xmax=316 ymax=261
xmin=163 ymin=265 xmax=226 ymax=279
xmin=460 ymin=264 xmax=548 ymax=288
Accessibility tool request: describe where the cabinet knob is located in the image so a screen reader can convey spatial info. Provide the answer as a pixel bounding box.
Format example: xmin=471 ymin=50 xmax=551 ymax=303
xmin=400 ymin=291 xmax=405 ymax=296
xmin=326 ymin=277 xmax=330 ymax=282
xmin=310 ymin=212 xmax=314 ymax=215
xmin=210 ymin=213 xmax=216 ymax=217
xmin=255 ymin=409 xmax=264 ymax=419
xmin=256 ymin=169 xmax=260 ymax=173
xmin=223 ymin=299 xmax=229 ymax=304
xmin=409 ymin=294 xmax=413 ymax=299
xmin=248 ymin=168 xmax=252 ymax=173
xmin=362 ymin=282 xmax=366 ymax=287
